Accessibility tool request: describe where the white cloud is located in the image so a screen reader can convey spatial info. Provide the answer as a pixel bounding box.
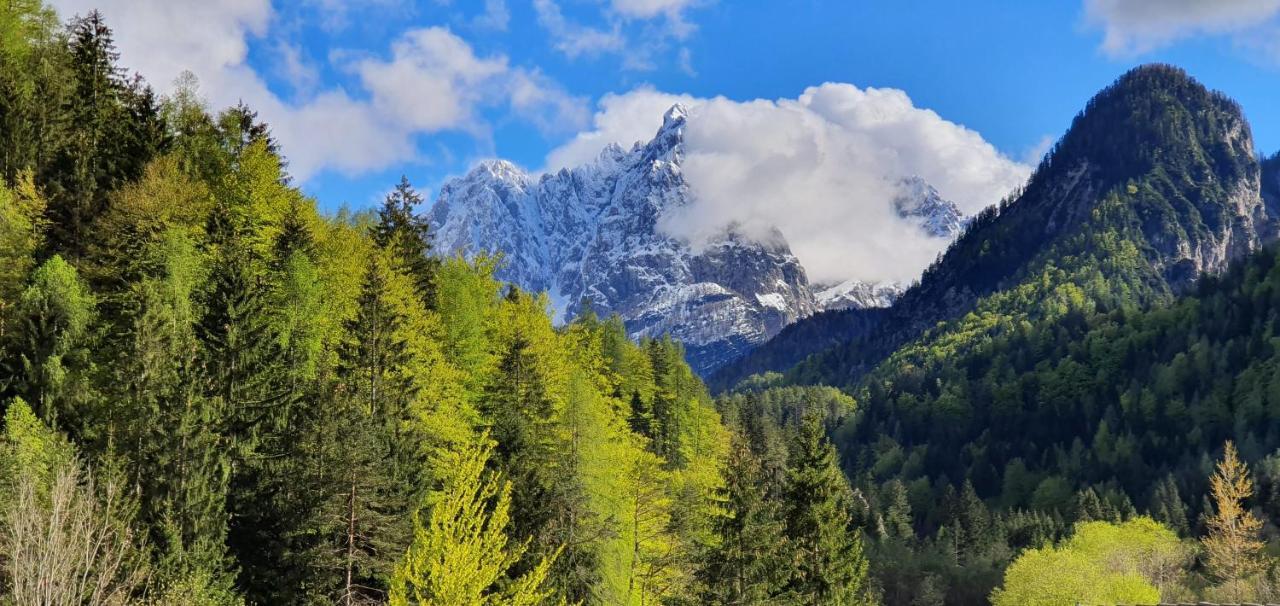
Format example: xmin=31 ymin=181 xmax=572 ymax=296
xmin=473 ymin=0 xmax=511 ymax=31
xmin=545 ymin=86 xmax=698 ymax=169
xmin=533 ymin=0 xmax=626 ymax=58
xmin=48 ymin=0 xmax=587 ymax=182
xmin=609 ymin=0 xmax=700 ymax=20
xmin=1084 ymin=0 xmax=1280 ymax=55
xmin=274 ymin=41 xmax=320 ymax=97
xmin=356 ymin=27 xmax=508 ymax=132
xmin=547 ymin=84 xmax=1031 ymax=284
xmin=533 ymin=0 xmax=701 ymax=68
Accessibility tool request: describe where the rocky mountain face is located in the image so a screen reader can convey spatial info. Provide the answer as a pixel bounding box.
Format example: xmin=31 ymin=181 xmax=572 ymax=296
xmin=712 ymin=64 xmax=1280 ymax=390
xmin=428 ymin=105 xmax=963 ymax=375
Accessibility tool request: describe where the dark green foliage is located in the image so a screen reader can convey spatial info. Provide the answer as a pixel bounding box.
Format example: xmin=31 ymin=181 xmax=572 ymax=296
xmin=374 ymin=175 xmax=439 ymax=308
xmin=116 ymin=278 xmax=236 ymax=594
xmin=698 ymin=438 xmax=790 ymax=605
xmin=782 ymin=414 xmax=870 ymax=605
xmin=41 ymin=11 xmax=166 ymax=256
xmin=708 ymin=307 xmax=885 ymax=392
xmin=324 ymin=258 xmax=424 ymax=603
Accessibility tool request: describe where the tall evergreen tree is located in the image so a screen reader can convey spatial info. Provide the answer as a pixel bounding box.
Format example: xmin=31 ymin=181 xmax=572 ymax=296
xmin=310 ymin=256 xmax=425 ymax=605
xmin=783 ymin=414 xmax=870 ymax=606
xmin=373 ymin=176 xmax=438 ymax=308
xmin=43 ymin=11 xmax=164 ymax=255
xmin=698 ymin=437 xmax=789 ymax=605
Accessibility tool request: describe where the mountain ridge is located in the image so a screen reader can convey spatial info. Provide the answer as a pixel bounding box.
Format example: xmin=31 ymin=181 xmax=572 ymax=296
xmin=428 ymin=104 xmax=964 ymax=375
xmin=712 ymin=64 xmax=1278 ymax=390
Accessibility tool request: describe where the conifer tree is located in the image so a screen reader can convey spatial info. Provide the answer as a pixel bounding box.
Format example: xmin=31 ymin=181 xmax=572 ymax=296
xmin=3 ymin=255 xmax=96 ymax=428
xmin=315 ymin=255 xmax=425 ymax=605
xmin=783 ymin=414 xmax=870 ymax=606
xmin=1202 ymin=440 xmax=1266 ymax=600
xmin=698 ymin=437 xmax=789 ymax=605
xmin=1150 ymin=475 xmax=1189 ymax=536
xmin=117 ymin=274 xmax=236 ymax=598
xmin=373 ymin=176 xmax=438 ymax=308
xmin=483 ymin=329 xmax=594 ymax=601
xmin=43 ymin=11 xmax=163 ymax=255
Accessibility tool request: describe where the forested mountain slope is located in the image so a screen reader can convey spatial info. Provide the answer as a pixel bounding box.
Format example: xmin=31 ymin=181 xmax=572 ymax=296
xmin=835 ymin=239 xmax=1280 ymax=606
xmin=0 ymin=4 xmax=877 ymax=605
xmin=713 ymin=65 xmax=1277 ymax=390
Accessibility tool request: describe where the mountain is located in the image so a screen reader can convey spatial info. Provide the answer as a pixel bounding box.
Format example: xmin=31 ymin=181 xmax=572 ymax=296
xmin=894 ymin=176 xmax=965 ymax=238
xmin=812 ymin=279 xmax=902 ymax=311
xmin=428 ymin=106 xmax=964 ymax=375
xmin=712 ymin=64 xmax=1277 ymax=390
xmin=429 ymin=106 xmax=815 ymax=374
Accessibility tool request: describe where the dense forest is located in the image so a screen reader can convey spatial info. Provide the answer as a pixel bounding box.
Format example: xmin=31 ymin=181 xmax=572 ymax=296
xmin=727 ymin=66 xmax=1280 ymax=604
xmin=0 ymin=4 xmax=873 ymax=605
xmin=6 ymin=2 xmax=1280 ymax=606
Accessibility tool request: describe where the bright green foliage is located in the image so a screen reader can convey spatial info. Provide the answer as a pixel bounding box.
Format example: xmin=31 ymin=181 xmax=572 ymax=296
xmin=5 ymin=255 xmax=96 ymax=424
xmin=0 ymin=396 xmax=72 ymax=500
xmin=0 ymin=173 xmax=44 ymax=316
xmin=991 ymin=517 xmax=1186 ymax=606
xmin=389 ymin=438 xmax=559 ymax=606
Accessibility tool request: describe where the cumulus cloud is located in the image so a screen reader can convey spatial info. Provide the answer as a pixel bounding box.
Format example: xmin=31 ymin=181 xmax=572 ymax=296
xmin=1084 ymin=0 xmax=1280 ymax=56
xmin=544 ymin=87 xmax=698 ymax=169
xmin=547 ymin=85 xmax=1030 ymax=284
xmin=47 ymin=0 xmax=588 ymax=182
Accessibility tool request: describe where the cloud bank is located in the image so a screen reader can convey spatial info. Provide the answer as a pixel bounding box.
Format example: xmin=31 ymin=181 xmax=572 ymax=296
xmin=548 ymin=85 xmax=1031 ymax=285
xmin=48 ymin=0 xmax=588 ymax=182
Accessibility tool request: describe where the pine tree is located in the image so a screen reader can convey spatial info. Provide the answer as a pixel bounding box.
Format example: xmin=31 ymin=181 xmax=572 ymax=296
xmin=1202 ymin=440 xmax=1266 ymax=600
xmin=783 ymin=414 xmax=870 ymax=606
xmin=373 ymin=176 xmax=438 ymax=308
xmin=698 ymin=437 xmax=789 ymax=605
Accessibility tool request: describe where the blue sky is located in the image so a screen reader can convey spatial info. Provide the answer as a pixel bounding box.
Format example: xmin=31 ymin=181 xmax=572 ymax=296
xmin=48 ymin=0 xmax=1280 ymax=214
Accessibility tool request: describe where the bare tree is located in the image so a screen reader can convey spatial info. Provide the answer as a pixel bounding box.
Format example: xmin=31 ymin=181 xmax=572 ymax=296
xmin=2 ymin=460 xmax=149 ymax=605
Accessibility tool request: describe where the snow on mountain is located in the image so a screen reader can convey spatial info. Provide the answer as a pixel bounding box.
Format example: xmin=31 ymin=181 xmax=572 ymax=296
xmin=427 ymin=105 xmax=968 ymax=375
xmin=813 ymin=280 xmax=904 ymax=311
xmin=895 ymin=176 xmax=965 ymax=239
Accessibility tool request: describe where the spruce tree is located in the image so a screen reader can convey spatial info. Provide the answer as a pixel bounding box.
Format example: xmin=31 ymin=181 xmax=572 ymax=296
xmin=119 ymin=278 xmax=236 ymax=599
xmin=44 ymin=11 xmax=163 ymax=256
xmin=783 ymin=414 xmax=870 ymax=606
xmin=309 ymin=255 xmax=424 ymax=604
xmin=373 ymin=176 xmax=438 ymax=308
xmin=699 ymin=437 xmax=789 ymax=605
xmin=483 ymin=331 xmax=593 ymax=601
xmin=197 ymin=209 xmax=296 ymax=603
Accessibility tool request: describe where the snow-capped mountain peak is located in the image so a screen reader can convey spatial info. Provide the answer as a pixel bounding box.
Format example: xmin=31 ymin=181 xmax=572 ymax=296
xmin=427 ymin=108 xmax=968 ymax=375
xmin=895 ymin=176 xmax=964 ymax=238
